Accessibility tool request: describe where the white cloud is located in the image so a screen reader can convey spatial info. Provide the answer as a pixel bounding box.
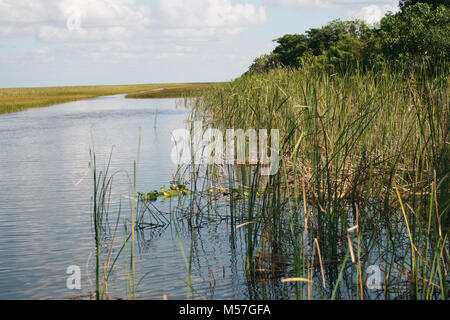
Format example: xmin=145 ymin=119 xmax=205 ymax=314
xmin=157 ymin=0 xmax=267 ymax=28
xmin=277 ymin=0 xmax=398 ymax=10
xmin=278 ymin=0 xmax=335 ymax=9
xmin=0 ymin=0 xmax=267 ymax=85
xmin=0 ymin=0 xmax=57 ymax=23
xmin=37 ymin=25 xmax=135 ymax=42
xmin=76 ymin=41 xmax=197 ymax=63
xmin=154 ymin=0 xmax=267 ymax=41
xmin=0 ymin=0 xmax=151 ymax=25
xmin=0 ymin=24 xmax=34 ymax=37
xmin=59 ymin=0 xmax=152 ymax=27
xmin=0 ymin=0 xmax=267 ymax=42
xmin=0 ymin=0 xmax=151 ymax=41
xmin=347 ymin=4 xmax=398 ymax=24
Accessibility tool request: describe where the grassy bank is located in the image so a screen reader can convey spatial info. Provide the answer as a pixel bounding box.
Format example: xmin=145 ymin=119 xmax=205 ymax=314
xmin=0 ymin=82 xmax=216 ymax=115
xmin=124 ymin=83 xmax=216 ymax=99
xmin=190 ymin=65 xmax=449 ymax=299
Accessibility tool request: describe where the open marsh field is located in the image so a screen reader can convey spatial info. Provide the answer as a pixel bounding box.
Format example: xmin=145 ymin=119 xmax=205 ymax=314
xmin=0 ymin=83 xmax=215 ymax=115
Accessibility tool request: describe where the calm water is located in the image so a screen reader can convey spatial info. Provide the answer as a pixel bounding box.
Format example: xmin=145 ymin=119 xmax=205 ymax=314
xmin=0 ymin=95 xmax=255 ymax=300
xmin=0 ymin=94 xmax=435 ymax=300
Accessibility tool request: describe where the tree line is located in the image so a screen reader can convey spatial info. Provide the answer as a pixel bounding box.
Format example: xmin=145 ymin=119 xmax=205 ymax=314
xmin=246 ymin=0 xmax=449 ymax=74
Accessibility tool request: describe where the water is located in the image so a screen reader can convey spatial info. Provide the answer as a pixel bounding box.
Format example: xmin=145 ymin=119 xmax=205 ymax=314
xmin=0 ymin=95 xmax=254 ymax=300
xmin=0 ymin=95 xmax=436 ymax=300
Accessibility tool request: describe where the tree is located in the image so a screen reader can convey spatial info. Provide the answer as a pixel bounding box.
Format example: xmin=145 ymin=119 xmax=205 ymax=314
xmin=269 ymin=20 xmax=369 ymax=70
xmin=271 ymin=34 xmax=309 ymax=68
xmin=247 ymin=54 xmax=274 ymax=74
xmin=306 ymin=20 xmax=366 ymax=56
xmin=244 ymin=1 xmax=449 ymax=74
xmin=380 ymin=3 xmax=449 ymax=69
xmin=326 ymin=35 xmax=366 ymax=72
xmin=399 ymin=0 xmax=449 ymax=11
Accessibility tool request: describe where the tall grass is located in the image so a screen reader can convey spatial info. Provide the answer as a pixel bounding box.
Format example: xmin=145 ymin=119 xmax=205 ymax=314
xmin=89 ymin=149 xmax=118 ymax=300
xmin=88 ymin=140 xmax=141 ymax=300
xmin=0 ymin=83 xmax=215 ymax=114
xmin=85 ymin=65 xmax=447 ymax=299
xmin=190 ymin=64 xmax=449 ymax=299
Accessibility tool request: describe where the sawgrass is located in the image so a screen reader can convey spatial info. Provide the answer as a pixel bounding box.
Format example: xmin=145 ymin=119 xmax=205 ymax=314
xmin=189 ymin=64 xmax=449 ymax=299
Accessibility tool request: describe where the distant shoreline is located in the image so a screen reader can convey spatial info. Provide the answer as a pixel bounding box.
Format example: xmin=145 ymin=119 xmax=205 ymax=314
xmin=0 ymin=82 xmax=217 ymax=115
xmin=124 ymin=83 xmax=213 ymax=99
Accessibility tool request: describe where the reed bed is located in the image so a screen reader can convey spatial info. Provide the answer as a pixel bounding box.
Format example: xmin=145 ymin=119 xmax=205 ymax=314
xmin=187 ymin=65 xmax=449 ymax=299
xmin=84 ymin=65 xmax=448 ymax=300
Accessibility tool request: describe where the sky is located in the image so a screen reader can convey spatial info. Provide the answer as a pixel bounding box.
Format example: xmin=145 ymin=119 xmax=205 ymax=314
xmin=0 ymin=0 xmax=400 ymax=88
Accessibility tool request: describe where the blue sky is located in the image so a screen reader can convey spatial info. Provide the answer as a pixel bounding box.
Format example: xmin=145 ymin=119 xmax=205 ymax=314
xmin=0 ymin=0 xmax=399 ymax=88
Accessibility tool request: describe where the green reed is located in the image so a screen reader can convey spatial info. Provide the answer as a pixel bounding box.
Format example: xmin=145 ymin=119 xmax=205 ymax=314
xmin=190 ymin=63 xmax=449 ymax=299
xmin=87 ymin=129 xmax=143 ymax=300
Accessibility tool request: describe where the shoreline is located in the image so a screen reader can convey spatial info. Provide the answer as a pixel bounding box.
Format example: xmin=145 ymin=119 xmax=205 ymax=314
xmin=0 ymin=82 xmax=216 ymax=115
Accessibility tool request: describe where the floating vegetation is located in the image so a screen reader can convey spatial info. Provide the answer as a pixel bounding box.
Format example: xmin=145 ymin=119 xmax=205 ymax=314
xmin=138 ymin=184 xmax=193 ymax=202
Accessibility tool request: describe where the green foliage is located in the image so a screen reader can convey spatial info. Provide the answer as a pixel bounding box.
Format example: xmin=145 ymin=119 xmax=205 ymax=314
xmin=380 ymin=3 xmax=450 ymax=69
xmin=197 ymin=65 xmax=449 ymax=299
xmin=246 ymin=54 xmax=275 ymax=74
xmin=248 ymin=20 xmax=370 ymax=73
xmin=247 ymin=2 xmax=449 ymax=75
xmin=399 ymin=0 xmax=449 ymax=11
xmin=272 ymin=34 xmax=309 ymax=68
xmin=306 ymin=20 xmax=368 ymax=56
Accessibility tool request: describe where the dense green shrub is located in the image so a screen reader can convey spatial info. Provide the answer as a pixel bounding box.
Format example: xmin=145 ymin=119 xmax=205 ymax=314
xmin=247 ymin=1 xmax=449 ymax=74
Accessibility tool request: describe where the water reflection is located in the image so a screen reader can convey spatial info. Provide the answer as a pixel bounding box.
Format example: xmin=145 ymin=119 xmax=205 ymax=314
xmin=0 ymin=95 xmax=223 ymax=299
xmin=0 ymin=95 xmax=441 ymax=300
